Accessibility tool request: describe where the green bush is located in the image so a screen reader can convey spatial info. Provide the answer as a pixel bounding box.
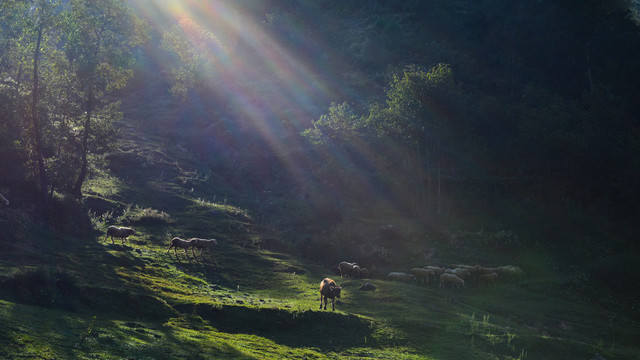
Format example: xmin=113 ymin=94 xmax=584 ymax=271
xmin=118 ymin=204 xmax=173 ymax=225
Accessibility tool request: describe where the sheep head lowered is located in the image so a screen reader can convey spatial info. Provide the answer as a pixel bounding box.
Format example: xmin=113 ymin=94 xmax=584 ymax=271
xmin=319 ymin=278 xmax=342 ymax=311
xmin=188 ymin=238 xmax=218 ymax=256
xmin=338 ymin=261 xmax=357 ymax=278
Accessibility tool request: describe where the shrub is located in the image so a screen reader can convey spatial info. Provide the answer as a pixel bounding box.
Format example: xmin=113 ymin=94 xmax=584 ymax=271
xmin=118 ymin=204 xmax=173 ymax=225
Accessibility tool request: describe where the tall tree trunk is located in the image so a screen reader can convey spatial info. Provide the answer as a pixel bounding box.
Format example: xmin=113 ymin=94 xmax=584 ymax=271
xmin=72 ymin=91 xmax=94 ymax=198
xmin=417 ymin=146 xmax=425 ymax=218
xmin=31 ymin=26 xmax=48 ymax=212
xmin=437 ymin=166 xmax=441 ymax=216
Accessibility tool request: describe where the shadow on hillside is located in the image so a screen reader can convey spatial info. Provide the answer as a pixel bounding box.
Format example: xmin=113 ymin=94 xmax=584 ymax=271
xmin=173 ymin=303 xmax=378 ymax=350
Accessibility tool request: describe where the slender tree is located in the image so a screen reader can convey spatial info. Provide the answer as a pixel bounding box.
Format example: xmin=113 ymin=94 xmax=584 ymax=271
xmin=64 ymin=0 xmax=146 ymax=198
xmin=26 ymin=0 xmax=60 ymax=213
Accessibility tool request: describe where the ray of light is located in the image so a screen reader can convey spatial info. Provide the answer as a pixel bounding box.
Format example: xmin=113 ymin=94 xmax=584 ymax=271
xmin=128 ymin=0 xmax=455 ymax=217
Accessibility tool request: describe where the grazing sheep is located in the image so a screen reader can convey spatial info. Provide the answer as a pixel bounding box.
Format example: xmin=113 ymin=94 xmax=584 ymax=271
xmin=445 ymin=267 xmax=470 ymax=280
xmin=338 ymin=261 xmax=357 ymax=278
xmin=189 ymin=238 xmax=218 ymax=256
xmin=351 ymin=265 xmax=369 ymax=279
xmin=452 ymin=264 xmax=482 ymax=278
xmin=425 ymin=266 xmax=445 ymax=276
xmin=478 ymin=272 xmax=498 ymax=287
xmin=440 ymin=273 xmax=465 ymax=289
xmin=319 ymin=278 xmax=342 ymax=311
xmin=386 ymin=272 xmax=415 ymax=282
xmin=411 ymin=268 xmax=434 ymax=285
xmin=478 ymin=266 xmax=500 ymax=275
xmin=103 ymin=226 xmax=136 ymax=245
xmin=352 ymin=264 xmax=362 ymax=278
xmin=167 ymin=237 xmax=193 ymax=256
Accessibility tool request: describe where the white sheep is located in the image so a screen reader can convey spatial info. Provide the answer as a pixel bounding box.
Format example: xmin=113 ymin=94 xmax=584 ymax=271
xmin=478 ymin=272 xmax=498 ymax=287
xmin=439 ymin=273 xmax=465 ymax=289
xmin=167 ymin=237 xmax=193 ymax=256
xmin=411 ymin=268 xmax=434 ymax=285
xmin=103 ymin=226 xmax=136 ymax=245
xmin=386 ymin=272 xmax=415 ymax=282
xmin=188 ymin=238 xmax=218 ymax=256
xmin=425 ymin=265 xmax=445 ymax=276
xmin=452 ymin=264 xmax=482 ymax=278
xmin=445 ymin=267 xmax=470 ymax=280
xmin=478 ymin=266 xmax=500 ymax=275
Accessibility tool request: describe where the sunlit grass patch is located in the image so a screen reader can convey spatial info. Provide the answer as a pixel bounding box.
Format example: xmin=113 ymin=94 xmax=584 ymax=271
xmin=339 ymin=346 xmax=434 ymax=360
xmin=163 ymin=323 xmax=325 ymax=359
xmin=83 ymin=171 xmax=126 ymax=197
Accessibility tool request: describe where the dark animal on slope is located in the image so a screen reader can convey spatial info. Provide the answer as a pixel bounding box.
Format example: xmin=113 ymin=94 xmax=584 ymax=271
xmin=338 ymin=261 xmax=357 ymax=278
xmin=319 ymin=278 xmax=342 ymax=311
xmin=359 ymin=283 xmax=376 ymax=291
xmin=167 ymin=237 xmax=193 ymax=256
xmin=104 ymin=226 xmax=136 ymax=245
xmin=353 ymin=266 xmax=369 ymax=279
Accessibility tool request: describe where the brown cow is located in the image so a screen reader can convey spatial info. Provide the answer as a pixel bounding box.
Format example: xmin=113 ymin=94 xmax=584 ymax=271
xmin=319 ymin=278 xmax=342 ymax=311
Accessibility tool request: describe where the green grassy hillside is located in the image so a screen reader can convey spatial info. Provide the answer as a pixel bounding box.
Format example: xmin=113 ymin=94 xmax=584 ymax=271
xmin=0 ymin=122 xmax=638 ymax=360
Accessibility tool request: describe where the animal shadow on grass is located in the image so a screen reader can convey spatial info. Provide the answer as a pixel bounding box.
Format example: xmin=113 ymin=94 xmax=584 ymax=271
xmin=103 ymin=243 xmax=135 ymax=252
xmin=166 ymin=251 xmax=196 ymax=264
xmin=191 ymin=252 xmax=217 ymax=267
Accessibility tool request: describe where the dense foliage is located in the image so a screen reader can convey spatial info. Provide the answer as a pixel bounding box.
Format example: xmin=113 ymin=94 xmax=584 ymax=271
xmin=0 ymin=0 xmax=146 ymax=213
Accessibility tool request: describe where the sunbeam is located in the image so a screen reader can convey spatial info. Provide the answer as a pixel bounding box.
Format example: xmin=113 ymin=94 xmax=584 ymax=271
xmin=127 ymin=0 xmax=425 ymax=215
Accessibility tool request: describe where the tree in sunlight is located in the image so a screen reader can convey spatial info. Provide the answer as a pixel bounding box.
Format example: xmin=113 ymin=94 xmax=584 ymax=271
xmin=302 ymin=102 xmax=365 ymax=147
xmin=63 ymin=0 xmax=148 ymax=198
xmin=367 ymin=63 xmax=457 ymax=216
xmin=161 ymin=18 xmax=225 ymax=99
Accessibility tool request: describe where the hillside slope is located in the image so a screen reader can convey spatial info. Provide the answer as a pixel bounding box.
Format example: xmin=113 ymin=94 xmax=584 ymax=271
xmin=1 ymin=118 xmax=639 ymax=360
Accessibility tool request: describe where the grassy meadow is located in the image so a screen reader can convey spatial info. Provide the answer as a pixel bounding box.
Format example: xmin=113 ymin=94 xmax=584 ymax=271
xmin=0 ymin=126 xmax=638 ymax=360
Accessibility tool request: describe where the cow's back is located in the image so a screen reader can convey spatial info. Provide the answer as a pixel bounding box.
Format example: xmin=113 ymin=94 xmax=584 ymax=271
xmin=320 ymin=278 xmax=337 ymax=297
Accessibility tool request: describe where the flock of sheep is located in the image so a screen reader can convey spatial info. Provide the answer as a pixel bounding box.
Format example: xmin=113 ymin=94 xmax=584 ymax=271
xmin=318 ymin=261 xmax=525 ymax=311
xmin=337 ymin=261 xmax=525 ymax=289
xmin=103 ymin=225 xmax=218 ymax=258
xmin=397 ymin=264 xmax=524 ymax=289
